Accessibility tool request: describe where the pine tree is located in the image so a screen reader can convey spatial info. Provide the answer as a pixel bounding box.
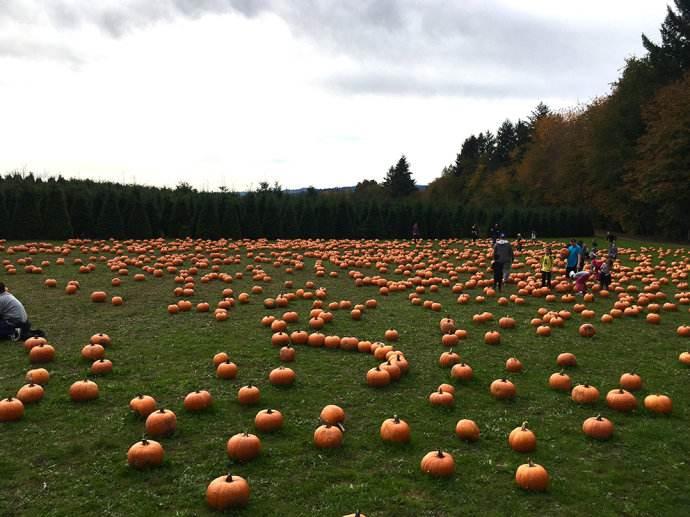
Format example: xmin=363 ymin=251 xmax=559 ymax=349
xmin=642 ymin=0 xmax=690 ymax=81
xmin=69 ymin=193 xmax=94 ymax=238
xmin=220 ymin=198 xmax=242 ymax=239
xmin=125 ymin=195 xmax=153 ymax=239
xmin=95 ymin=193 xmax=125 ymax=239
xmin=0 ymin=191 xmax=8 ymax=239
xmin=11 ymin=188 xmax=43 ymax=239
xmin=194 ymin=195 xmax=221 ymax=239
xmin=383 ymin=155 xmax=417 ymax=197
xmin=43 ymin=186 xmax=73 ymax=240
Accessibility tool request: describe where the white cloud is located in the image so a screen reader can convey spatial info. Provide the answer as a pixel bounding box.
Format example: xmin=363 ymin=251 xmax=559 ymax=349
xmin=0 ymin=0 xmax=671 ymax=190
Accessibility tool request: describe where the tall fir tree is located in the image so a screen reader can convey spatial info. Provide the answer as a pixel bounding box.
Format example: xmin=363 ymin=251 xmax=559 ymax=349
xmin=95 ymin=193 xmax=125 ymax=239
xmin=43 ymin=186 xmax=73 ymax=240
xmin=125 ymin=195 xmax=153 ymax=239
xmin=383 ymin=155 xmax=417 ymax=197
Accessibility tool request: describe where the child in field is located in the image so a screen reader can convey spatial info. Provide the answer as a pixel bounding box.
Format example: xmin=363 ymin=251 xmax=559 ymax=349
xmin=570 ymin=270 xmax=591 ymax=295
xmin=540 ymin=247 xmax=553 ymax=288
xmin=608 ymin=238 xmax=618 ymax=260
xmin=599 ymin=258 xmax=613 ymax=291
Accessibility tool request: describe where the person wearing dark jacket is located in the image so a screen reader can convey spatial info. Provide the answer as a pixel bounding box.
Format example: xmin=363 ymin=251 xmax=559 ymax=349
xmin=493 ymin=235 xmax=514 ymax=285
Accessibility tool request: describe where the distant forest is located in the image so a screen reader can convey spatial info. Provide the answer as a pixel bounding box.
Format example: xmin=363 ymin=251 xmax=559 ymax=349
xmin=1 ymin=2 xmax=687 ymax=241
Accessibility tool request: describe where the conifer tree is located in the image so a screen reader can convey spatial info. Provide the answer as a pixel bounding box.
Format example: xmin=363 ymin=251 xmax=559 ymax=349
xmin=43 ymin=186 xmax=73 ymax=240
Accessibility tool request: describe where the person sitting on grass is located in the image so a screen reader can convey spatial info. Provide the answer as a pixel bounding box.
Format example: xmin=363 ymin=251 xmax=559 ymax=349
xmin=0 ymin=282 xmax=30 ymax=341
xmin=569 ymin=270 xmax=591 ymax=295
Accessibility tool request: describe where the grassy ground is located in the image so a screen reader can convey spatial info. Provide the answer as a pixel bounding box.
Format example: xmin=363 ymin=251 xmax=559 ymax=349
xmin=0 ymin=237 xmax=689 ymax=517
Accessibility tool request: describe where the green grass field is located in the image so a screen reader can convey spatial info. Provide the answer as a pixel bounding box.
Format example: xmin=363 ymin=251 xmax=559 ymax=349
xmin=1 ymin=237 xmax=689 ymax=516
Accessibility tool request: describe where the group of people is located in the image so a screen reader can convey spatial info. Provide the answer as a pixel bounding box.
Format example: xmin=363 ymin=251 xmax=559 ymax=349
xmin=540 ymin=236 xmax=617 ymax=295
xmin=488 ymin=232 xmax=619 ymax=295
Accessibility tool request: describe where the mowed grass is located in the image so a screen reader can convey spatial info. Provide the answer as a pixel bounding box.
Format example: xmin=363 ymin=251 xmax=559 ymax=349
xmin=0 ymin=237 xmax=689 ymax=517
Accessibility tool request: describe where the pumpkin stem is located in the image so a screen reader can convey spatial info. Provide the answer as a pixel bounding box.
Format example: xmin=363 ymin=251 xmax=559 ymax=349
xmin=142 ymin=438 xmax=149 ymax=445
xmin=436 ymin=450 xmax=444 ymax=458
xmin=521 ymin=421 xmax=528 ymax=431
xmin=393 ymin=414 xmax=400 ymax=423
xmin=267 ymin=408 xmax=273 ymax=414
xmin=528 ymin=458 xmax=535 ymax=467
xmin=559 ymin=369 xmax=565 ymax=375
xmin=595 ymin=414 xmax=603 ymax=421
xmin=225 ymin=474 xmax=234 ymax=482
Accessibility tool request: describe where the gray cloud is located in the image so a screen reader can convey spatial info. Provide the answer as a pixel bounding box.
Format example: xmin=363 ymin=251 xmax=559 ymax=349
xmin=0 ymin=0 xmax=657 ymax=98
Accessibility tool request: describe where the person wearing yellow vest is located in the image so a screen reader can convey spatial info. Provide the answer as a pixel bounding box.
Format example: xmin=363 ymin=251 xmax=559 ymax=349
xmin=540 ymin=248 xmax=553 ymax=288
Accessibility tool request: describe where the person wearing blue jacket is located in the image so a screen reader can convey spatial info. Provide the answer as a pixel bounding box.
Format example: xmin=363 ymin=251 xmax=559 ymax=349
xmin=566 ymin=239 xmax=581 ymax=278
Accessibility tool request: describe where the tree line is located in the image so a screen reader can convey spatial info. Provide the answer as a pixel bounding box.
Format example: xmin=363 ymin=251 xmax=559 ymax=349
xmin=3 ymin=3 xmax=686 ymax=242
xmin=0 ymin=174 xmax=592 ymax=241
xmin=422 ymin=1 xmax=690 ymax=240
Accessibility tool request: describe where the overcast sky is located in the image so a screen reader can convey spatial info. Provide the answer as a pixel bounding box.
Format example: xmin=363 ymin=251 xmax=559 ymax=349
xmin=0 ymin=0 xmax=671 ymax=190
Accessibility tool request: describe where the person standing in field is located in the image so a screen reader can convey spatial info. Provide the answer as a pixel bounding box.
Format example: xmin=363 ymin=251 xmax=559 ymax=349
xmin=411 ymin=222 xmax=420 ymax=242
xmin=577 ymin=240 xmax=588 ymax=271
xmin=492 ymin=258 xmax=504 ymax=292
xmin=490 ymin=223 xmax=500 ymax=245
xmin=540 ymin=247 xmax=553 ymax=288
xmin=566 ymin=239 xmax=581 ymax=278
xmin=471 ymin=224 xmax=479 ymax=244
xmin=516 ymin=233 xmax=524 ymax=252
xmin=599 ymin=258 xmax=613 ymax=290
xmin=608 ymin=237 xmax=618 ymax=260
xmin=493 ymin=233 xmax=514 ymax=285
xmin=530 ymin=229 xmax=536 ymax=241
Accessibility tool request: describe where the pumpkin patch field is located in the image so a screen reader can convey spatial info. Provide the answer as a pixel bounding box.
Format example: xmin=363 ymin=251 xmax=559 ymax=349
xmin=1 ymin=237 xmax=689 ymax=516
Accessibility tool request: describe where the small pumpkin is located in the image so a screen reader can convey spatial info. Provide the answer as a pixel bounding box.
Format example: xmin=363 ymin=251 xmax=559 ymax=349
xmin=216 ymin=360 xmax=238 ymax=379
xmin=420 ymin=450 xmax=455 ymax=477
xmin=619 ymin=372 xmax=642 ymax=391
xmin=450 ymin=362 xmax=473 ymax=381
xmin=548 ymin=370 xmax=572 ymax=391
xmin=380 ymin=415 xmax=411 ymax=443
xmin=320 ymin=404 xmax=346 ymax=425
xmin=145 ymin=408 xmax=177 ymax=437
xmin=366 ymin=366 xmax=391 ymax=387
xmin=206 ymin=474 xmax=250 ymax=510
xmin=490 ymin=378 xmax=516 ymax=400
xmin=455 ymin=419 xmax=480 ymax=442
xmin=644 ymin=394 xmax=672 ymax=414
xmin=515 ymin=459 xmax=549 ymax=491
xmin=227 ymin=432 xmax=261 ymax=461
xmin=314 ymin=423 xmax=344 ymax=448
xmin=0 ymin=397 xmax=24 ymax=422
xmin=269 ymin=366 xmax=296 ymax=386
xmin=505 ymin=357 xmax=523 ymax=373
xmin=508 ymin=421 xmax=536 ymax=452
xmin=238 ymin=384 xmax=261 ymax=405
xmin=183 ymin=390 xmax=213 ymax=411
xmin=255 ymin=408 xmax=284 ymax=432
xmin=127 ymin=439 xmax=164 ymax=469
xmin=69 ymin=378 xmax=99 ymax=402
xmin=556 ymin=353 xmax=577 ymax=367
xmin=429 ymin=388 xmax=454 ymax=406
xmin=91 ymin=358 xmax=113 ymax=374
xmin=606 ymin=388 xmax=637 ymax=412
xmin=130 ymin=394 xmax=157 ymax=417
xmin=25 ymin=368 xmax=49 ymax=385
xmin=571 ymin=384 xmax=599 ymax=404
xmin=582 ymin=414 xmax=614 ymax=440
